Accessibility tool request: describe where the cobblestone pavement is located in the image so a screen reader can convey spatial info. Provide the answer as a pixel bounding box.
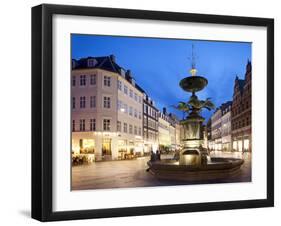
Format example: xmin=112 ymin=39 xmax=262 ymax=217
xmin=72 ymin=152 xmax=251 ymax=190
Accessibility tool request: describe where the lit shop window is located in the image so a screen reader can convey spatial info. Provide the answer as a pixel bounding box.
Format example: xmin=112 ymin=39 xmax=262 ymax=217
xmin=238 ymin=140 xmax=243 ymax=152
xmin=244 ymin=139 xmax=249 ymax=151
xmin=104 ymin=76 xmax=111 ymax=87
xmin=80 ymin=75 xmax=86 ymax=86
xmin=103 ymin=119 xmax=110 ymax=131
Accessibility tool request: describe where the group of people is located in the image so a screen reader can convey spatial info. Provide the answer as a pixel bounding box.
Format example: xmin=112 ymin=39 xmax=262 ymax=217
xmin=150 ymin=150 xmax=161 ymax=162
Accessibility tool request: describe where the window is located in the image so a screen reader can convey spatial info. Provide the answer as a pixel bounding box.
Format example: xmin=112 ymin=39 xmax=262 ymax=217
xmin=129 ymin=89 xmax=133 ymax=98
xmin=138 ymin=127 xmax=142 ymax=136
xmin=144 ymin=104 xmax=147 ymax=113
xmin=90 ymin=74 xmax=96 ymax=85
xmin=88 ymin=59 xmax=97 ymax=67
xmin=134 ymin=109 xmax=138 ymax=118
xmin=138 ymin=95 xmax=142 ymax=103
xmin=117 ymin=121 xmax=121 ymax=132
xmin=103 ymin=96 xmax=111 ymax=108
xmin=103 ymin=119 xmax=110 ymax=131
xmin=152 ymin=109 xmax=155 ymax=118
xmin=143 ymin=129 xmax=147 ymax=138
xmin=139 ymin=112 xmax=142 ymax=120
xmin=80 ymin=96 xmax=86 ymax=108
xmin=80 ymin=75 xmax=86 ymax=86
xmin=123 ymin=104 xmax=128 ymax=113
xmin=80 ymin=119 xmax=85 ymax=131
xmin=134 ymin=93 xmax=138 ymax=101
xmin=90 ymin=96 xmax=96 ymax=108
xmin=144 ymin=116 xmax=147 ymax=126
xmin=129 ymin=124 xmax=133 ymax=134
xmin=118 ymin=100 xmax=122 ymax=111
xmin=129 ymin=106 xmax=133 ymax=116
xmin=134 ymin=126 xmax=137 ymax=135
xmin=118 ymin=80 xmax=122 ymax=91
xmin=104 ymin=76 xmax=111 ymax=87
xmin=124 ymin=85 xmax=128 ymax=94
xmin=72 ymin=120 xmax=75 ymax=132
xmin=72 ymin=76 xmax=76 ymax=87
xmin=90 ymin=119 xmax=96 ymax=131
xmin=72 ymin=97 xmax=75 ymax=109
xmin=123 ymin=123 xmax=127 ymax=133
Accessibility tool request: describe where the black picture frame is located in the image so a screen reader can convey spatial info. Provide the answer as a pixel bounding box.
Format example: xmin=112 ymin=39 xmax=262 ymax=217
xmin=32 ymin=3 xmax=274 ymax=222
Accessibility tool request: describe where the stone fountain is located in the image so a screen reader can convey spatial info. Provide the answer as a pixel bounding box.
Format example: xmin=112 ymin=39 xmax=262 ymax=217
xmin=147 ymin=48 xmax=244 ymax=181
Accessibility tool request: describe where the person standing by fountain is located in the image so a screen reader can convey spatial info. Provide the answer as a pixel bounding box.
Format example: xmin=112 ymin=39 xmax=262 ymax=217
xmin=156 ymin=150 xmax=161 ymax=161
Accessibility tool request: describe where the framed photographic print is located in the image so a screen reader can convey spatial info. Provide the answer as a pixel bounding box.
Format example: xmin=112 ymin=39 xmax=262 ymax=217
xmin=32 ymin=4 xmax=274 ymax=221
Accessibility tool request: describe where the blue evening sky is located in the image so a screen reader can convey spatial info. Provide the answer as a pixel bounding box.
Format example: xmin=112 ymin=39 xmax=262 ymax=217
xmin=72 ymin=34 xmax=251 ymax=121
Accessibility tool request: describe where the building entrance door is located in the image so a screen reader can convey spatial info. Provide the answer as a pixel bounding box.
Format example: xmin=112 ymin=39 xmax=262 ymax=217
xmin=102 ymin=138 xmax=112 ymax=160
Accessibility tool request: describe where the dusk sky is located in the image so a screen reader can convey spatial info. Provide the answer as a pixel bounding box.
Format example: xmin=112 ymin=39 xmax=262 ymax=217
xmin=71 ymin=34 xmax=251 ymax=121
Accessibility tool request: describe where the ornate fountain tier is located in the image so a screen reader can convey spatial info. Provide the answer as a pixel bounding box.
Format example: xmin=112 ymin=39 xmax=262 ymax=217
xmin=179 ymin=75 xmax=208 ymax=93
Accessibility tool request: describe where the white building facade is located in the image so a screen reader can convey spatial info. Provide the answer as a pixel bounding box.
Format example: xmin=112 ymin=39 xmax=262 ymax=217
xmin=158 ymin=112 xmax=171 ymax=150
xmin=158 ymin=109 xmax=181 ymax=151
xmin=71 ymin=56 xmax=143 ymax=161
xmin=210 ymin=108 xmax=222 ymax=151
xmin=221 ymin=103 xmax=232 ymax=152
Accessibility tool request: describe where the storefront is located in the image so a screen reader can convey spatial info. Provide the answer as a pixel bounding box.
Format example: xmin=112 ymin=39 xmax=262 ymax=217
xmin=232 ymin=136 xmax=251 ymax=152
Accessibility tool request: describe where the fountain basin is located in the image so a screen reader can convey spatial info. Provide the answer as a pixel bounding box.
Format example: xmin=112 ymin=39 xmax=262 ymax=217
xmin=147 ymin=157 xmax=244 ymax=181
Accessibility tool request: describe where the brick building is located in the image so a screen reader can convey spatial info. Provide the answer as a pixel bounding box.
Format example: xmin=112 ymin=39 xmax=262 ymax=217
xmin=231 ymin=61 xmax=252 ymax=152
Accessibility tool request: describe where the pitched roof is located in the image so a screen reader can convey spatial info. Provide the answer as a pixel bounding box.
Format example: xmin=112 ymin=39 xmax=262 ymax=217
xmin=72 ymin=55 xmax=124 ymax=75
xmin=220 ymin=101 xmax=232 ymax=112
xmin=234 ymin=76 xmax=245 ymax=94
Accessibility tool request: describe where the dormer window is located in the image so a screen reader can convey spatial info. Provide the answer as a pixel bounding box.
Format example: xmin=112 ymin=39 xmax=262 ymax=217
xmin=131 ymin=79 xmax=135 ymax=86
xmin=87 ymin=58 xmax=97 ymax=68
xmin=72 ymin=60 xmax=77 ymax=69
xmin=120 ymin=69 xmax=126 ymax=77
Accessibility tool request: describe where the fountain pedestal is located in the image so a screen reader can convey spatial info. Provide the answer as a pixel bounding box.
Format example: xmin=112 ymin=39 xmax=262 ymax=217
xmin=179 ymin=108 xmax=206 ymax=165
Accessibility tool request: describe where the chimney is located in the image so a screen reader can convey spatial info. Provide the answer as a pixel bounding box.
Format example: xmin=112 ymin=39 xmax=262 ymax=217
xmin=126 ymin=70 xmax=132 ymax=78
xmin=110 ymin=54 xmax=116 ymax=63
